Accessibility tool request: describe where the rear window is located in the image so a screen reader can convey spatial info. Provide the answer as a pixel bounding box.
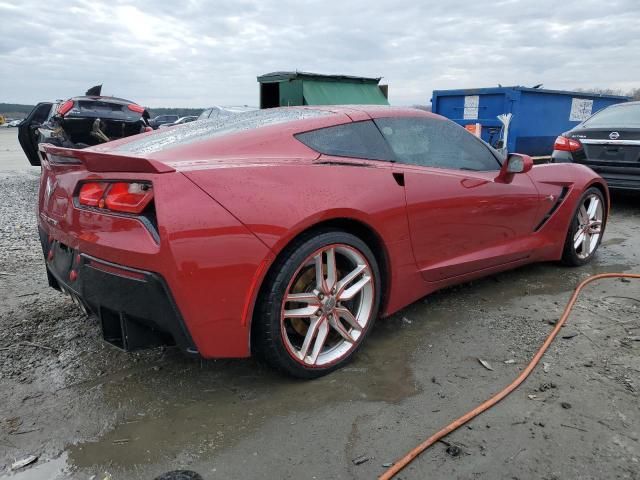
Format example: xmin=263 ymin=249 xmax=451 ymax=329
xmin=582 ymin=103 xmax=640 ymax=128
xmin=77 ymin=101 xmax=124 ymax=112
xmin=115 ymin=108 xmax=330 ymax=154
xmin=295 ymin=120 xmax=394 ymax=161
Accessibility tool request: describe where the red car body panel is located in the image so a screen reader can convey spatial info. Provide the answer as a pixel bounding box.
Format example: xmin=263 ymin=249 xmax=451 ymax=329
xmin=36 ymin=106 xmax=609 ymax=359
xmin=38 ymin=166 xmax=271 ymax=357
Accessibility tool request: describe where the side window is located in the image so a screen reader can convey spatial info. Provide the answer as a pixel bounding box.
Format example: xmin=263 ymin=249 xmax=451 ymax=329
xmin=375 ymin=117 xmax=501 ymax=171
xmin=295 ymin=120 xmax=395 ymax=161
xmin=30 ymin=103 xmax=54 ymax=124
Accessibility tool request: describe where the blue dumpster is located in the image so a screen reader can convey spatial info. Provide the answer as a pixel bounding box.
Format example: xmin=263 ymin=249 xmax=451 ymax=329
xmin=431 ymin=87 xmax=628 ymax=156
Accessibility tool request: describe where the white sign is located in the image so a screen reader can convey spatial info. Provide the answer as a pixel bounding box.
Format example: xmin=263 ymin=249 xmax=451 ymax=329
xmin=569 ymin=98 xmax=593 ymax=122
xmin=463 ymin=95 xmax=480 ymax=120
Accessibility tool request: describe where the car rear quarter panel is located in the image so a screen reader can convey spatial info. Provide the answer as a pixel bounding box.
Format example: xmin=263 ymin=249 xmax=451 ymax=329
xmin=39 ymin=168 xmax=271 ymax=358
xmin=152 ymin=173 xmax=273 ymax=358
xmin=182 ymin=161 xmax=425 ymax=317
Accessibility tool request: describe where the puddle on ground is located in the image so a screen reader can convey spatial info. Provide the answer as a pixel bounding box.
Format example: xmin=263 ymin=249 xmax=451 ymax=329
xmin=63 ymin=314 xmax=435 ymax=471
xmin=50 ymin=299 xmax=458 ymax=475
xmin=601 ymin=237 xmax=627 ymax=247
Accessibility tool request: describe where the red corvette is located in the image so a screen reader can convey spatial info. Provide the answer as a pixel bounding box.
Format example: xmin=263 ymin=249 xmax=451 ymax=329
xmin=36 ymin=106 xmax=608 ymax=378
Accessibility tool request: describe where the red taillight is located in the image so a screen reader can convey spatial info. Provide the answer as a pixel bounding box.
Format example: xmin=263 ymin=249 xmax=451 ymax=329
xmin=104 ymin=182 xmax=153 ymax=213
xmin=58 ymin=100 xmax=74 ymax=116
xmin=554 ymin=136 xmax=582 ymax=152
xmin=78 ymin=181 xmax=152 ymax=214
xmin=127 ymin=104 xmax=145 ymax=113
xmin=79 ymin=182 xmax=108 ymax=207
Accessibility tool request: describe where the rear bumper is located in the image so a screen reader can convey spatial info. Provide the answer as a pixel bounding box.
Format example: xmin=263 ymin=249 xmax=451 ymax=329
xmin=551 ymin=150 xmax=640 ymax=191
xmin=550 ymin=150 xmax=573 ymax=163
xmin=39 ymin=228 xmax=198 ymax=355
xmin=582 ymin=168 xmax=640 ymax=191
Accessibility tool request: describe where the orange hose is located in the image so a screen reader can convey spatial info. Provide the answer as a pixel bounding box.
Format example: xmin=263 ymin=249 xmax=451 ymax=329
xmin=380 ymin=272 xmax=640 ymax=480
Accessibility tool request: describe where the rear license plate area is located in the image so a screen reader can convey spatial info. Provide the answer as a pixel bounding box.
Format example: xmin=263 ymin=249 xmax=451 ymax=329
xmin=601 ymin=146 xmax=625 ymax=161
xmin=587 ymin=144 xmax=640 ymax=163
xmin=590 ymin=145 xmax=624 ymax=160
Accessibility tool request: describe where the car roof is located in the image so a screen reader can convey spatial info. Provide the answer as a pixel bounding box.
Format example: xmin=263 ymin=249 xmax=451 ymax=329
xmin=199 ymin=105 xmax=430 ymax=117
xmin=69 ymin=95 xmax=138 ymax=105
xmin=203 ymin=106 xmax=258 ymax=113
xmin=303 ymin=104 xmax=440 ymax=120
xmin=309 ymin=104 xmax=421 ymax=114
xmin=606 ymin=100 xmax=639 ymax=107
xmin=102 ymin=106 xmax=439 ymax=157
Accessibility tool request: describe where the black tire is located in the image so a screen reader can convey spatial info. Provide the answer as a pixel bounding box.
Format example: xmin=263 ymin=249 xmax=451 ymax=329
xmin=561 ymin=187 xmax=606 ymax=266
xmin=252 ymin=230 xmax=381 ymax=379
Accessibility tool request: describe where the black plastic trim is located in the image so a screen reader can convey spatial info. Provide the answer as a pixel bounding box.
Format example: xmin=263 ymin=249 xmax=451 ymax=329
xmin=534 ymin=186 xmax=569 ymax=232
xmin=39 ymin=227 xmax=198 ymax=355
xmin=392 ymin=172 xmax=405 ymax=186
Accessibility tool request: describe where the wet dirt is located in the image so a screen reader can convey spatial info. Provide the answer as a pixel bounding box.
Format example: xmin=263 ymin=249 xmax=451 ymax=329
xmin=1 ymin=134 xmax=639 ymax=479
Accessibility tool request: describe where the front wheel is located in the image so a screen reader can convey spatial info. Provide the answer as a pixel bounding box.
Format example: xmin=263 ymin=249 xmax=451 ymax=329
xmin=561 ymin=187 xmax=606 ymax=266
xmin=253 ymin=231 xmax=381 ymax=378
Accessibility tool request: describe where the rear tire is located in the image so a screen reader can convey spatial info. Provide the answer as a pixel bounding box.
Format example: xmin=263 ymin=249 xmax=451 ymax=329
xmin=561 ymin=187 xmax=606 ymax=266
xmin=252 ymin=230 xmax=381 ymax=379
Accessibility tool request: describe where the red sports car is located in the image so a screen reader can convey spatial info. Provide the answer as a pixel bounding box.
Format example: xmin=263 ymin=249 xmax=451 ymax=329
xmin=36 ymin=106 xmax=608 ymax=378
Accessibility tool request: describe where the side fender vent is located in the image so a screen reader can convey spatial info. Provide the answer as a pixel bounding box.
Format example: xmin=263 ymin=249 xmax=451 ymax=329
xmin=534 ymin=187 xmax=569 ymax=232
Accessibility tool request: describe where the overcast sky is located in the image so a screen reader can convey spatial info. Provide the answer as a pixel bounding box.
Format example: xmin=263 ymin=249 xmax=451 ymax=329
xmin=1 ymin=0 xmax=638 ymax=107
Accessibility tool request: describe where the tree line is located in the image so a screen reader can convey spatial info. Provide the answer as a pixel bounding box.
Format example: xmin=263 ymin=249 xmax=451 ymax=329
xmin=574 ymin=88 xmax=640 ymax=100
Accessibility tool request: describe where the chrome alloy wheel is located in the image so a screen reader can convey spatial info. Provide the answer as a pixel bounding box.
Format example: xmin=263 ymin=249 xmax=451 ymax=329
xmin=280 ymin=244 xmax=375 ymax=367
xmin=574 ymin=193 xmax=604 ymax=259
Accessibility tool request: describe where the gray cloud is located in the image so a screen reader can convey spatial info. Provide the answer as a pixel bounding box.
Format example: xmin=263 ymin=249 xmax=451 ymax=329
xmin=1 ymin=0 xmax=639 ymax=107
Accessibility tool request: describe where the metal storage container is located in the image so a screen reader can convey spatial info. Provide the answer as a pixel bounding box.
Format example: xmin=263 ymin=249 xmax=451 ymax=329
xmin=257 ymin=71 xmax=389 ymax=109
xmin=431 ymin=87 xmax=628 ymax=156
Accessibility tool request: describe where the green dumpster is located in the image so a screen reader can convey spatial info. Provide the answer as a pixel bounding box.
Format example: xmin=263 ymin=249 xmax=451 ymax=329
xmin=257 ymin=71 xmax=389 ymax=108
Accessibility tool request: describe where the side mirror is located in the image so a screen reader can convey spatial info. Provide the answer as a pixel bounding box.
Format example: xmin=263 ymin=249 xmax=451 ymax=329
xmin=497 ymin=153 xmax=533 ymax=182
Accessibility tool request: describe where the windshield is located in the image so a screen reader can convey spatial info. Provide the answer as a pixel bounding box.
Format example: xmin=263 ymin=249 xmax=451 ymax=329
xmin=582 ymin=103 xmax=640 ymax=128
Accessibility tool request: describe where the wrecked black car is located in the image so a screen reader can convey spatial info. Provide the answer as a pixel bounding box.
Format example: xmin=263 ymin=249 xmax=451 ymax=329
xmin=19 ymin=86 xmax=150 ymax=166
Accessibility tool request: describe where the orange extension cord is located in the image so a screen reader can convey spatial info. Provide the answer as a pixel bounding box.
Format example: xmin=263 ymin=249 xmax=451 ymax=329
xmin=380 ymin=272 xmax=640 ymax=480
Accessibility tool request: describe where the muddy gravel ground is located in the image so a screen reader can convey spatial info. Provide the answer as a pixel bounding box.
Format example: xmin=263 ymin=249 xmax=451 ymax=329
xmin=0 ymin=128 xmax=639 ymax=479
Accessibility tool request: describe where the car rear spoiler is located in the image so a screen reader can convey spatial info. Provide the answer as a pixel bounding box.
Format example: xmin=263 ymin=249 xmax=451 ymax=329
xmin=38 ymin=144 xmax=175 ymax=174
